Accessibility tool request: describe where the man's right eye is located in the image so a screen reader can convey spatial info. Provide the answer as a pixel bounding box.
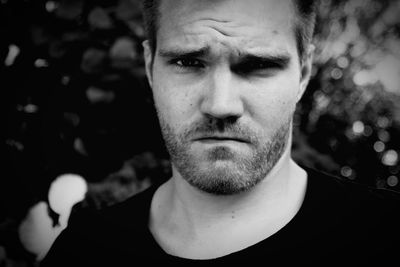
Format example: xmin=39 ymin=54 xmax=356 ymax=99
xmin=170 ymin=58 xmax=204 ymax=69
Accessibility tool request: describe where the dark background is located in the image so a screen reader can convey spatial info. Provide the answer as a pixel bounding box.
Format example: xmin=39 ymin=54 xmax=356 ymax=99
xmin=1 ymin=0 xmax=400 ymax=265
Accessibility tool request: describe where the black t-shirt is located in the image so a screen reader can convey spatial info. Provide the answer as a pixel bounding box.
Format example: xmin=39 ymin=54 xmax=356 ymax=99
xmin=41 ymin=167 xmax=400 ymax=266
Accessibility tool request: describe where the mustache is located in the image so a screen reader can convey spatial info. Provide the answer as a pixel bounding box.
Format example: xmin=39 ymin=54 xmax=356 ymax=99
xmin=183 ymin=118 xmax=259 ymax=144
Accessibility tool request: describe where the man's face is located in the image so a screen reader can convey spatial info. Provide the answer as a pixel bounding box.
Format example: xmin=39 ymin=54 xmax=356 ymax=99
xmin=144 ymin=0 xmax=312 ymax=195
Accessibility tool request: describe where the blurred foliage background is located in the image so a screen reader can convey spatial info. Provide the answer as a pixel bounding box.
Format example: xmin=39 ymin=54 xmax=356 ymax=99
xmin=1 ymin=0 xmax=400 ymax=265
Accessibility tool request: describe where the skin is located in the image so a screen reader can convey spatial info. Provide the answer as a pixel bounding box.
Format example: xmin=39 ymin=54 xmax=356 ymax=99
xmin=144 ymin=0 xmax=313 ymax=260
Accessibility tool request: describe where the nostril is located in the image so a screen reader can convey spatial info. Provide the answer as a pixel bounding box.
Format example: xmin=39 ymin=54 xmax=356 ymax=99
xmin=215 ymin=116 xmax=238 ymax=130
xmin=225 ymin=116 xmax=239 ymax=124
xmin=204 ymin=116 xmax=240 ymax=132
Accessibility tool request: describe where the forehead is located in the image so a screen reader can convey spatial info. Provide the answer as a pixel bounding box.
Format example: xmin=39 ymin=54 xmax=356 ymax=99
xmin=157 ymin=0 xmax=297 ymax=55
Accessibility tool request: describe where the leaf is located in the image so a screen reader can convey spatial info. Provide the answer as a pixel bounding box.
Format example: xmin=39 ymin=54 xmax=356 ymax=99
xmin=86 ymin=86 xmax=115 ymax=104
xmin=88 ymin=7 xmax=113 ymax=30
xmin=81 ymin=48 xmax=107 ymax=74
xmin=18 ymin=202 xmax=63 ymax=261
xmin=126 ymin=20 xmax=145 ymax=38
xmin=109 ymin=37 xmax=137 ymax=69
xmin=54 ymin=0 xmax=84 ymax=20
xmin=115 ymin=0 xmax=142 ymax=21
xmin=110 ymin=37 xmax=136 ymax=60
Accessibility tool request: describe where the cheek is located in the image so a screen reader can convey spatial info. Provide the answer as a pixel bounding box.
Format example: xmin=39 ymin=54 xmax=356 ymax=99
xmin=249 ymin=79 xmax=299 ymax=128
xmin=152 ymin=79 xmax=195 ymax=129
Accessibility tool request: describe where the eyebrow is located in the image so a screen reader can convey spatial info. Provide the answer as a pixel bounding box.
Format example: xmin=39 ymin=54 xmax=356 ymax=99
xmin=236 ymin=53 xmax=291 ymax=68
xmin=158 ymin=46 xmax=291 ymax=67
xmin=158 ymin=46 xmax=211 ymax=59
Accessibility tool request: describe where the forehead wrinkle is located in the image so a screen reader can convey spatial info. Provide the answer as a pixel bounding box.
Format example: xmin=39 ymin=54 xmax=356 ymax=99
xmin=160 ymin=0 xmax=295 ymax=38
xmin=191 ymin=18 xmax=247 ymax=38
xmin=176 ymin=20 xmax=240 ymax=43
xmin=164 ymin=23 xmax=290 ymax=61
xmin=177 ymin=21 xmax=272 ymax=53
xmin=169 ymin=32 xmax=243 ymax=60
xmin=158 ymin=0 xmax=297 ymax=61
xmin=178 ymin=16 xmax=286 ymax=50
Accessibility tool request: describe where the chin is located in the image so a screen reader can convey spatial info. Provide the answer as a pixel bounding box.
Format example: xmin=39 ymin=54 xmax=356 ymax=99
xmin=183 ymin=163 xmax=264 ymax=196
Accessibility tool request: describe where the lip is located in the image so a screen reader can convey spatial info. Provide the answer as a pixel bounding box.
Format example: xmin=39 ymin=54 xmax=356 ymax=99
xmin=194 ymin=136 xmax=249 ymax=143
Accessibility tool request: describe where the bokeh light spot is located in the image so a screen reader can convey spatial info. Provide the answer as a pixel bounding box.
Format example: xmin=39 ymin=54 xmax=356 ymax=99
xmin=341 ymin=166 xmax=353 ymax=178
xmin=377 ymin=130 xmax=390 ymax=142
xmin=363 ymin=125 xmax=373 ymax=137
xmin=377 ymin=116 xmax=390 ymax=128
xmin=353 ymin=70 xmax=378 ymax=86
xmin=337 ymin=56 xmax=349 ymax=68
xmin=352 ymin=120 xmax=364 ymax=135
xmin=5 ymin=44 xmax=20 ymax=66
xmin=331 ymin=68 xmax=343 ymax=79
xmin=48 ymin=174 xmax=87 ymax=215
xmin=45 ymin=1 xmax=57 ymax=12
xmin=373 ymin=141 xmax=385 ymax=153
xmin=382 ymin=150 xmax=399 ymax=166
xmin=34 ymin=58 xmax=49 ymax=68
xmin=387 ymin=176 xmax=399 ymax=187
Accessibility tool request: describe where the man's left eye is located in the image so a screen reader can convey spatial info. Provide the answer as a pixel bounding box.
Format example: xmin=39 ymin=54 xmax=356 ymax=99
xmin=234 ymin=61 xmax=281 ymax=75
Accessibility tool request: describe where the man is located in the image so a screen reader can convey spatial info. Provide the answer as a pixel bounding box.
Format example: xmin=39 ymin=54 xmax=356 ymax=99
xmin=41 ymin=0 xmax=400 ymax=265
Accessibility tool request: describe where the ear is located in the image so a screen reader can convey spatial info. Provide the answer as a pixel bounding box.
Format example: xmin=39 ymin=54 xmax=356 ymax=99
xmin=297 ymin=44 xmax=314 ymax=102
xmin=143 ymin=40 xmax=154 ymax=88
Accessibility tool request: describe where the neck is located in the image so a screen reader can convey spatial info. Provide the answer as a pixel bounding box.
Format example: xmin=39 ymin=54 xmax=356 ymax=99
xmin=149 ymin=143 xmax=308 ymax=259
xmin=172 ymin=144 xmax=298 ymax=222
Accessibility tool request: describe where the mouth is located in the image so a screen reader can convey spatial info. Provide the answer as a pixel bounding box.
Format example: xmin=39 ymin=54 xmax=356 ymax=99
xmin=194 ymin=136 xmax=249 ymax=144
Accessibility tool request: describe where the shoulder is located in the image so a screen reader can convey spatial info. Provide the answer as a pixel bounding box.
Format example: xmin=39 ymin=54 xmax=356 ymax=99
xmin=297 ymin=166 xmax=400 ymax=264
xmin=70 ymin=182 xmax=158 ymax=233
xmin=40 ymin=183 xmax=160 ymax=266
xmin=304 ymin=165 xmax=400 ymax=201
xmin=303 ymin=165 xmax=400 ymax=233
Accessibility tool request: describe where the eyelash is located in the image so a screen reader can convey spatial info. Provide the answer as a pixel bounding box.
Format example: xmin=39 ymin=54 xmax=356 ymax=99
xmin=170 ymin=58 xmax=204 ymax=69
xmin=168 ymin=58 xmax=283 ymax=75
xmin=236 ymin=61 xmax=282 ymax=74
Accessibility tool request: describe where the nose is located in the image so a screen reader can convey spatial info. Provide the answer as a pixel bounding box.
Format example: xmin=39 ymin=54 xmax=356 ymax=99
xmin=200 ymin=68 xmax=244 ymax=120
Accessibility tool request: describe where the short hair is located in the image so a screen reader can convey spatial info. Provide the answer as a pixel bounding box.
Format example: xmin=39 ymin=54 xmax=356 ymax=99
xmin=141 ymin=0 xmax=316 ymax=61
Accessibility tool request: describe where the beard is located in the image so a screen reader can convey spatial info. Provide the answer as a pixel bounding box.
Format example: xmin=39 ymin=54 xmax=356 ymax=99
xmin=158 ymin=114 xmax=291 ymax=195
